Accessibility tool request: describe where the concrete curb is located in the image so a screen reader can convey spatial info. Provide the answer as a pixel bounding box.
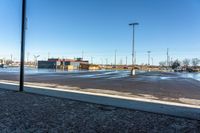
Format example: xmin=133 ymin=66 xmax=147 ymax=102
xmin=0 ymin=82 xmax=200 ymax=120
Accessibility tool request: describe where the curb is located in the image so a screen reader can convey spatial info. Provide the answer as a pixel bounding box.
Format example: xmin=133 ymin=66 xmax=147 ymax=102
xmin=0 ymin=82 xmax=200 ymax=120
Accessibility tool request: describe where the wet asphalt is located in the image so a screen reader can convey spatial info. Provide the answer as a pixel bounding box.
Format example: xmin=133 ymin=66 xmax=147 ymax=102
xmin=0 ymin=68 xmax=200 ymax=105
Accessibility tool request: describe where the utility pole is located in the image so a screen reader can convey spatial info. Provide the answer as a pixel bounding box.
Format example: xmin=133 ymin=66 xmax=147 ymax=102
xmin=151 ymin=57 xmax=153 ymax=66
xmin=10 ymin=54 xmax=13 ymax=62
xmin=147 ymin=51 xmax=151 ymax=66
xmin=134 ymin=51 xmax=136 ymax=65
xmin=19 ymin=0 xmax=27 ymax=91
xmin=27 ymin=52 xmax=30 ymax=63
xmin=170 ymin=57 xmax=173 ymax=66
xmin=82 ymin=50 xmax=84 ymax=60
xmin=101 ymin=58 xmax=103 ymax=65
xmin=120 ymin=59 xmax=123 ymax=65
xmin=63 ymin=58 xmax=65 ymax=70
xmin=126 ymin=56 xmax=128 ymax=66
xmin=105 ymin=58 xmax=108 ymax=65
xmin=33 ymin=55 xmax=40 ymax=68
xmin=91 ymin=57 xmax=93 ymax=64
xmin=114 ymin=50 xmax=117 ymax=66
xmin=48 ymin=52 xmax=50 ymax=59
xmin=167 ymin=48 xmax=169 ymax=67
xmin=129 ymin=22 xmax=139 ymax=75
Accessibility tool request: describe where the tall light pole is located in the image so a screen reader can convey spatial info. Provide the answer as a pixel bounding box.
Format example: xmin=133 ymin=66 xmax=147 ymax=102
xmin=114 ymin=49 xmax=117 ymax=67
xmin=126 ymin=56 xmax=128 ymax=66
xmin=27 ymin=52 xmax=30 ymax=63
xmin=105 ymin=58 xmax=108 ymax=65
xmin=20 ymin=0 xmax=27 ymax=91
xmin=91 ymin=57 xmax=93 ymax=64
xmin=166 ymin=48 xmax=169 ymax=67
xmin=48 ymin=52 xmax=50 ymax=59
xmin=82 ymin=50 xmax=84 ymax=60
xmin=129 ymin=22 xmax=139 ymax=75
xmin=10 ymin=54 xmax=13 ymax=63
xmin=34 ymin=55 xmax=40 ymax=68
xmin=147 ymin=51 xmax=151 ymax=66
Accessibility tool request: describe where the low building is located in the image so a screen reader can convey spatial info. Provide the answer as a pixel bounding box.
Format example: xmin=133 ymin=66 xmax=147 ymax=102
xmin=38 ymin=58 xmax=89 ymax=69
xmin=38 ymin=60 xmax=59 ymax=69
xmin=80 ymin=64 xmax=101 ymax=70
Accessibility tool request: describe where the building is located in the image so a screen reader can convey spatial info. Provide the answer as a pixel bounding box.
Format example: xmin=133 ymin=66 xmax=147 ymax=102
xmin=80 ymin=64 xmax=101 ymax=70
xmin=38 ymin=58 xmax=89 ymax=69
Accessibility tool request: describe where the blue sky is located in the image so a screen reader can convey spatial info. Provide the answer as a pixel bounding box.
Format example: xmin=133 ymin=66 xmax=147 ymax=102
xmin=0 ymin=0 xmax=200 ymax=65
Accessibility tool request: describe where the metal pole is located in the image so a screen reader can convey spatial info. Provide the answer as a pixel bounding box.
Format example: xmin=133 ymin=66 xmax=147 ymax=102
xmin=132 ymin=27 xmax=135 ymax=66
xmin=82 ymin=50 xmax=84 ymax=60
xmin=129 ymin=23 xmax=139 ymax=66
xmin=114 ymin=50 xmax=117 ymax=66
xmin=134 ymin=51 xmax=136 ymax=65
xmin=167 ymin=48 xmax=170 ymax=67
xmin=129 ymin=23 xmax=139 ymax=75
xmin=147 ymin=51 xmax=151 ymax=66
xmin=19 ymin=0 xmax=26 ymax=91
xmin=48 ymin=52 xmax=50 ymax=59
xmin=126 ymin=56 xmax=127 ymax=66
xmin=91 ymin=57 xmax=93 ymax=64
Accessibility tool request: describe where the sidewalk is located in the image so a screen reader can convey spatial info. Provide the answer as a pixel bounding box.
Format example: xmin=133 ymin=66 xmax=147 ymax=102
xmin=0 ymin=89 xmax=199 ymax=133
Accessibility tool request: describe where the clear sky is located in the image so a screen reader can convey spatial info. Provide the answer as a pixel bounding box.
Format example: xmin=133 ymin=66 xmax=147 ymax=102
xmin=0 ymin=0 xmax=200 ymax=65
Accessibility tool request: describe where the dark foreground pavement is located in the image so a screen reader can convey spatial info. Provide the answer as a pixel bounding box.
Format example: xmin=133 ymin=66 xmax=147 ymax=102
xmin=0 ymin=89 xmax=199 ymax=133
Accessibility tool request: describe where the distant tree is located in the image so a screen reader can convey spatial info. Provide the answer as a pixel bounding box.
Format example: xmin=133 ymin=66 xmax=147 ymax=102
xmin=182 ymin=58 xmax=190 ymax=67
xmin=172 ymin=60 xmax=181 ymax=69
xmin=169 ymin=60 xmax=174 ymax=66
xmin=192 ymin=58 xmax=200 ymax=67
xmin=5 ymin=60 xmax=13 ymax=65
xmin=159 ymin=61 xmax=166 ymax=67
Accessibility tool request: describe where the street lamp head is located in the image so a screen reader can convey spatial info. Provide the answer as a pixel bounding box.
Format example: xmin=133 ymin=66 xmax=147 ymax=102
xmin=129 ymin=22 xmax=139 ymax=26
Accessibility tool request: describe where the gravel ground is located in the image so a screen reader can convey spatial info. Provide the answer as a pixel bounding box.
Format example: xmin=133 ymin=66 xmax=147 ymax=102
xmin=0 ymin=89 xmax=199 ymax=133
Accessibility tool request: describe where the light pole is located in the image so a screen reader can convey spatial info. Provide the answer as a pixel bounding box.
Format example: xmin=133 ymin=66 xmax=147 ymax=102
xmin=82 ymin=50 xmax=84 ymax=60
xmin=114 ymin=49 xmax=117 ymax=67
xmin=147 ymin=51 xmax=151 ymax=66
xmin=48 ymin=52 xmax=50 ymax=59
xmin=129 ymin=22 xmax=139 ymax=75
xmin=105 ymin=58 xmax=108 ymax=65
xmin=91 ymin=57 xmax=93 ymax=64
xmin=126 ymin=56 xmax=127 ymax=66
xmin=19 ymin=0 xmax=27 ymax=91
xmin=34 ymin=55 xmax=40 ymax=68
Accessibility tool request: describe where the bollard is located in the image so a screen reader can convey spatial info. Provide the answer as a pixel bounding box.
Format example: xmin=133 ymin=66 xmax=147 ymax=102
xmin=131 ymin=69 xmax=136 ymax=76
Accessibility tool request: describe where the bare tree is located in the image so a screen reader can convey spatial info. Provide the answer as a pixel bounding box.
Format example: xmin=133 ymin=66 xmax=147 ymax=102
xmin=0 ymin=59 xmax=3 ymax=64
xmin=192 ymin=58 xmax=200 ymax=67
xmin=5 ymin=60 xmax=13 ymax=65
xmin=171 ymin=60 xmax=181 ymax=69
xmin=182 ymin=58 xmax=190 ymax=67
